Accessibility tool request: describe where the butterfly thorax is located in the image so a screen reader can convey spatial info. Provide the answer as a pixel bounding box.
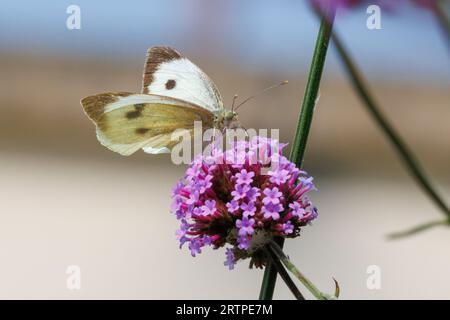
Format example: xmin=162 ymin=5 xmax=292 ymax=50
xmin=215 ymin=110 xmax=239 ymax=130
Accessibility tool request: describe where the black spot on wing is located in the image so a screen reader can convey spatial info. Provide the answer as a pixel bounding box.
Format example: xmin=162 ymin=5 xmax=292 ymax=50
xmin=126 ymin=104 xmax=146 ymax=119
xmin=165 ymin=79 xmax=176 ymax=90
xmin=136 ymin=128 xmax=150 ymax=135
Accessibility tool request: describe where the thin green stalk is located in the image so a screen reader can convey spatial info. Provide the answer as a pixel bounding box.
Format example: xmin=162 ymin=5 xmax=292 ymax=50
xmin=388 ymin=218 xmax=450 ymax=239
xmin=258 ymin=237 xmax=284 ymax=299
xmin=329 ymin=30 xmax=450 ymax=234
xmin=289 ymin=19 xmax=335 ymax=167
xmin=433 ymin=0 xmax=450 ymax=46
xmin=263 ymin=247 xmax=305 ymax=300
xmin=258 ymin=9 xmax=336 ymax=300
xmin=268 ymin=241 xmax=339 ymax=300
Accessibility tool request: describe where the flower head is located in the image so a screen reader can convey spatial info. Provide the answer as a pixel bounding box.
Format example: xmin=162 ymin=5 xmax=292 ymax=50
xmin=200 ymin=199 xmax=217 ymax=216
xmin=224 ymin=248 xmax=236 ymax=270
xmin=241 ymin=201 xmax=257 ymax=217
xmin=231 ymin=184 xmax=250 ymax=201
xmin=289 ymin=202 xmax=306 ymax=218
xmin=262 ymin=187 xmax=283 ymax=205
xmin=236 ymin=217 xmax=255 ymax=236
xmin=226 ymin=199 xmax=240 ymax=214
xmin=262 ymin=202 xmax=283 ymax=220
xmin=170 ymin=136 xmax=317 ymax=269
xmin=236 ymin=169 xmax=255 ymax=185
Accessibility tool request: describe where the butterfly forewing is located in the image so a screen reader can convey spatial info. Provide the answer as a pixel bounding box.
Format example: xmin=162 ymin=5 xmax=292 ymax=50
xmin=141 ymin=46 xmax=224 ymax=114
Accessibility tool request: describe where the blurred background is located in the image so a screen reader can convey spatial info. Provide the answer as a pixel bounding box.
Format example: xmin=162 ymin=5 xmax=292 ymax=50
xmin=0 ymin=0 xmax=449 ymax=299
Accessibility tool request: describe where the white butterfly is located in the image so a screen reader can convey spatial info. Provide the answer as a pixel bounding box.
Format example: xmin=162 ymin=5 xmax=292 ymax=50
xmin=81 ymin=46 xmax=239 ymax=156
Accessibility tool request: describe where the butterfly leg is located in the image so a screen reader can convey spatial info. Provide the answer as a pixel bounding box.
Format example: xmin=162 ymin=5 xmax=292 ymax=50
xmin=212 ymin=127 xmax=216 ymax=147
xmin=240 ymin=125 xmax=249 ymax=138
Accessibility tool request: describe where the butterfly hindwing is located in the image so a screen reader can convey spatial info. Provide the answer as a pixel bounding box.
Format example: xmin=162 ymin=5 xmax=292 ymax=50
xmin=81 ymin=92 xmax=215 ymax=156
xmin=141 ymin=46 xmax=224 ymax=114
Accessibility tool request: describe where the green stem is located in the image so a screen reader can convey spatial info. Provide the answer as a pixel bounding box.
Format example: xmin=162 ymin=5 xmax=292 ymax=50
xmin=289 ymin=18 xmax=335 ymax=167
xmin=329 ymin=30 xmax=450 ymax=220
xmin=388 ymin=218 xmax=450 ymax=239
xmin=268 ymin=241 xmax=338 ymax=300
xmin=432 ymin=0 xmax=450 ymax=46
xmin=258 ymin=237 xmax=284 ymax=300
xmin=258 ymin=9 xmax=336 ymax=300
xmin=263 ymin=247 xmax=305 ymax=300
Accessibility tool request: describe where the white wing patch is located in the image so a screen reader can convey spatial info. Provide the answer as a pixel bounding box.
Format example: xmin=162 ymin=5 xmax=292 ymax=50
xmin=142 ymin=146 xmax=170 ymax=154
xmin=142 ymin=47 xmax=224 ymax=114
xmin=95 ymin=128 xmax=162 ymax=156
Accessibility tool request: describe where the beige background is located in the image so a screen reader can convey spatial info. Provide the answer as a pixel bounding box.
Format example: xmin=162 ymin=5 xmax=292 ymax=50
xmin=0 ymin=1 xmax=449 ymax=299
xmin=1 ymin=54 xmax=449 ymax=299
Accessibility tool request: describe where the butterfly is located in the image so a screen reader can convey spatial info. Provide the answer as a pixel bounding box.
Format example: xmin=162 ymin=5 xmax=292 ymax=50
xmin=81 ymin=46 xmax=288 ymax=156
xmin=80 ymin=46 xmax=241 ymax=156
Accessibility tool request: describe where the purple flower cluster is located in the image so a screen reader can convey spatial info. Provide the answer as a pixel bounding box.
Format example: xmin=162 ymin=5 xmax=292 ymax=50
xmin=171 ymin=136 xmax=317 ymax=270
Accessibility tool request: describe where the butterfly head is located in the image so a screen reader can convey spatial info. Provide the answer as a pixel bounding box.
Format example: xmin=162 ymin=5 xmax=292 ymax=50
xmin=216 ymin=109 xmax=239 ymax=130
xmin=224 ymin=109 xmax=238 ymax=121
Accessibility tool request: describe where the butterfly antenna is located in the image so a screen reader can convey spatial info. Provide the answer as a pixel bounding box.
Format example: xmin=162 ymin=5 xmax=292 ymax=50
xmin=231 ymin=94 xmax=239 ymax=112
xmin=234 ymin=80 xmax=288 ymax=111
